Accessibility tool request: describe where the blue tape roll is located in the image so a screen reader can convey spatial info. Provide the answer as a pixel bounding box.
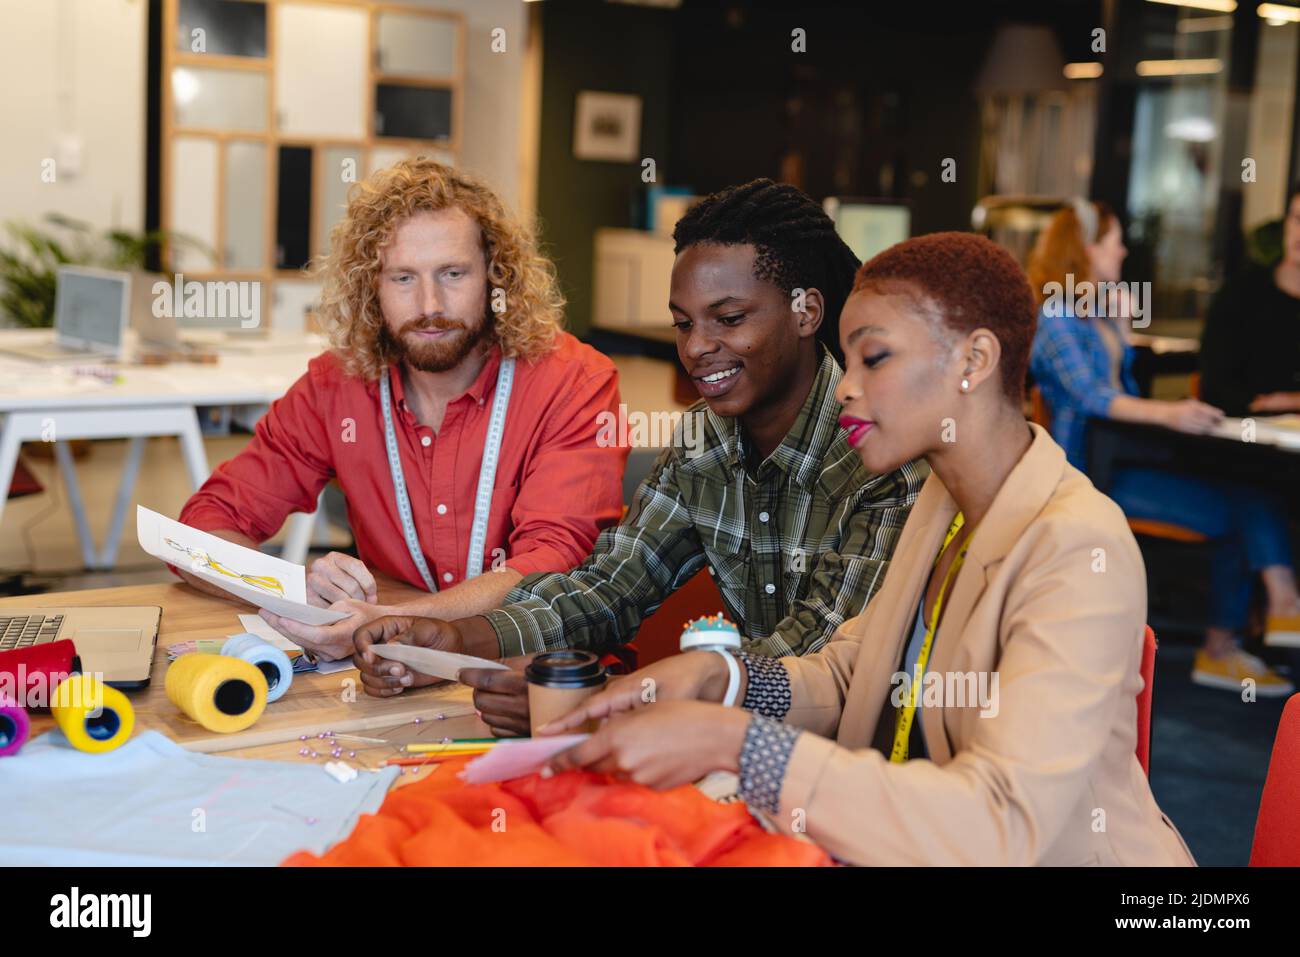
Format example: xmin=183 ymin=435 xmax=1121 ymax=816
xmin=221 ymin=633 xmax=294 ymax=703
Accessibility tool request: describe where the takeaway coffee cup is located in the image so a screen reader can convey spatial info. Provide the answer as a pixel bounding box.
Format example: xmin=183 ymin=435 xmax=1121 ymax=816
xmin=526 ymin=651 xmax=607 ymax=735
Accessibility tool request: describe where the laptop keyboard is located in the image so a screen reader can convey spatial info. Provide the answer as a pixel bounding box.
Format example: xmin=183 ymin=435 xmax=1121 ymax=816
xmin=0 ymin=615 xmax=64 ymax=651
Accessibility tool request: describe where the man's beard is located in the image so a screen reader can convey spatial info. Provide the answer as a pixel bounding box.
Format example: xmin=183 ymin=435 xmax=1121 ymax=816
xmin=379 ymin=313 xmax=490 ymax=373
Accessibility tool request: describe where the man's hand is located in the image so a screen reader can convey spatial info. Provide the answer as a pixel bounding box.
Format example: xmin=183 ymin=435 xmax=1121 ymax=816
xmin=306 ymin=551 xmax=378 ymax=607
xmin=547 ymin=701 xmax=750 ymax=789
xmin=351 ymin=616 xmax=464 ymax=698
xmin=1249 ymin=391 xmax=1300 ymax=414
xmin=461 ymin=658 xmax=532 ymax=737
xmin=258 ymin=597 xmax=392 ymax=661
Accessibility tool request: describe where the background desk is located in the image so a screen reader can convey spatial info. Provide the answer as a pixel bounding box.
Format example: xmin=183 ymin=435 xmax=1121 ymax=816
xmin=1087 ymin=416 xmax=1300 ymax=637
xmin=1087 ymin=417 xmax=1300 ymax=496
xmin=0 ymin=330 xmax=327 ymax=569
xmin=1 ymin=578 xmax=491 ymax=769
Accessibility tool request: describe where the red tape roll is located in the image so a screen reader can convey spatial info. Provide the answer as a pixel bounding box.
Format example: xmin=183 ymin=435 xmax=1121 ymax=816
xmin=0 ymin=639 xmax=79 ymax=711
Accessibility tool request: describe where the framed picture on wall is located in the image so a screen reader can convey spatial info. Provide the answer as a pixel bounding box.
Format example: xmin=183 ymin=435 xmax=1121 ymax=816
xmin=573 ymin=91 xmax=642 ymax=162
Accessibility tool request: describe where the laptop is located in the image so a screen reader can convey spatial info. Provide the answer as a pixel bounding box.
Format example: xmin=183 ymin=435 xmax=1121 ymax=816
xmin=0 ymin=265 xmax=131 ymax=362
xmin=0 ymin=607 xmax=161 ymax=690
xmin=129 ymin=269 xmax=186 ymax=351
xmin=128 ymin=273 xmax=309 ymax=355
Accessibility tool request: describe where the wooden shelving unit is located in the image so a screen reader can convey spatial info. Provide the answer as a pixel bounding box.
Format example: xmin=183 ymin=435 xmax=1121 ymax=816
xmin=159 ymin=0 xmax=465 ymax=333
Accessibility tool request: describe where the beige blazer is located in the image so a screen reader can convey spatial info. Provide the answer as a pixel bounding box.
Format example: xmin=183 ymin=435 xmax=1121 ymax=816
xmin=774 ymin=424 xmax=1196 ymax=866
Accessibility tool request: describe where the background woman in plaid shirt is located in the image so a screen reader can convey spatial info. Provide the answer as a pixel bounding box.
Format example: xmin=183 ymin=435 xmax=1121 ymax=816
xmin=1028 ymin=201 xmax=1296 ymax=695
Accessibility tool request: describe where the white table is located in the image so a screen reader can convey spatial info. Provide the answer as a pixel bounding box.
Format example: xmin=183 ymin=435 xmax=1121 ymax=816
xmin=1128 ymin=332 xmax=1200 ymax=355
xmin=1211 ymin=415 xmax=1300 ymax=451
xmin=0 ymin=330 xmax=327 ymax=569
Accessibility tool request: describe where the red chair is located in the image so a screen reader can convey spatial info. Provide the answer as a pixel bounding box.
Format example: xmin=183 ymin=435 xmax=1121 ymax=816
xmin=6 ymin=458 xmax=42 ymax=499
xmin=1136 ymin=626 xmax=1157 ymax=776
xmin=1028 ymin=385 xmax=1052 ymax=431
xmin=629 ymin=567 xmax=727 ymax=668
xmin=1250 ymin=694 xmax=1300 ymax=866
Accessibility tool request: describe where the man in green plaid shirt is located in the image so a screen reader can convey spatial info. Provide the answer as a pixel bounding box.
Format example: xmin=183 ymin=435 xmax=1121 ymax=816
xmin=486 ymin=346 xmax=923 ymax=658
xmin=353 ymin=179 xmax=926 ymax=734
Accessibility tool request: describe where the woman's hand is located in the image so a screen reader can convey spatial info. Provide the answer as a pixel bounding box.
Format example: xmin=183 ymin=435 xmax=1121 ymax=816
xmin=258 ymin=597 xmax=393 ymax=661
xmin=547 ymin=701 xmax=750 ymax=789
xmin=351 ymin=616 xmax=465 ymax=697
xmin=1249 ymin=391 xmax=1300 ymax=414
xmin=1159 ymin=398 xmax=1224 ymax=434
xmin=537 ymin=651 xmax=733 ymax=735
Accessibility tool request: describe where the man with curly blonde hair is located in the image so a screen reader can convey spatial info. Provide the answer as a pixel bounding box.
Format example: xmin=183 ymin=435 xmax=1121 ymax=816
xmin=178 ymin=158 xmax=627 ymax=659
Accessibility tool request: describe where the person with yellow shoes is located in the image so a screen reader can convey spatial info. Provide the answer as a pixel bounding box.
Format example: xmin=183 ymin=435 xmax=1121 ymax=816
xmin=1028 ymin=199 xmax=1295 ymax=697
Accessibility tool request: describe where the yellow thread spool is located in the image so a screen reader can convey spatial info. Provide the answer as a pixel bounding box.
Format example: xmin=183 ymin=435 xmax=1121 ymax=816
xmin=51 ymin=674 xmax=135 ymax=753
xmin=166 ymin=653 xmax=268 ymax=734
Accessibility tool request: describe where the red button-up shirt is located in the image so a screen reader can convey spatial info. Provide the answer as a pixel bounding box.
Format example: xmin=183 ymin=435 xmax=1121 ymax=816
xmin=180 ymin=333 xmax=627 ymax=590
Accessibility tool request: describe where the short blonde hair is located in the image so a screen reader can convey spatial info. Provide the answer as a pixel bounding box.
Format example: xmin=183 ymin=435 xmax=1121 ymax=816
xmin=312 ymin=157 xmax=565 ymax=380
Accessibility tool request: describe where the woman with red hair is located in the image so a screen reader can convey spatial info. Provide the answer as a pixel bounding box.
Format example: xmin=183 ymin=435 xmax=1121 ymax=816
xmin=1029 ymin=200 xmax=1297 ymax=693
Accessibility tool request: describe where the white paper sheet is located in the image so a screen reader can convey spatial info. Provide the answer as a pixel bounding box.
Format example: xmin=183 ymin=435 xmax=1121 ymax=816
xmin=369 ymin=643 xmax=508 ymax=682
xmin=460 ymin=735 xmax=590 ymax=785
xmin=237 ymin=613 xmax=357 ymax=673
xmin=136 ymin=506 xmax=347 ymax=625
xmin=236 ymin=614 xmax=302 ymax=652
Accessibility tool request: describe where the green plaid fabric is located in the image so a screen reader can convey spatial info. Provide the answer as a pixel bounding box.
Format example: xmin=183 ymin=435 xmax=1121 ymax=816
xmin=487 ymin=348 xmax=927 ymax=658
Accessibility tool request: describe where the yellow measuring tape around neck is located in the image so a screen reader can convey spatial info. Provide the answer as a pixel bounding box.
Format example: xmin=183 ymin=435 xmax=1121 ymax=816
xmin=889 ymin=511 xmax=971 ymax=764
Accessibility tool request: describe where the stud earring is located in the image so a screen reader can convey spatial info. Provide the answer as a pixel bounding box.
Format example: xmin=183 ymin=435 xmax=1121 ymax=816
xmin=960 ymin=377 xmax=971 ymax=392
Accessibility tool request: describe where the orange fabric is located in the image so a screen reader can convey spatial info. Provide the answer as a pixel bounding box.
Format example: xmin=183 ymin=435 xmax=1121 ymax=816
xmin=285 ymin=757 xmax=832 ymax=867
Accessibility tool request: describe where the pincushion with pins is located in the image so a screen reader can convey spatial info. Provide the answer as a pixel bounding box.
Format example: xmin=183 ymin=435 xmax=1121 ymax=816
xmin=679 ymin=612 xmax=741 ymax=651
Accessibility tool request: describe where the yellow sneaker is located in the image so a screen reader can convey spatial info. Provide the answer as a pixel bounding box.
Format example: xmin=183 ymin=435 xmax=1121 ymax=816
xmin=1192 ymin=649 xmax=1294 ymax=697
xmin=1265 ymin=613 xmax=1300 ymax=648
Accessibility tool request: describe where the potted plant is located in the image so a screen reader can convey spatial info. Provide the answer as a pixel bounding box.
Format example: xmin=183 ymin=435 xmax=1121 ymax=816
xmin=0 ymin=215 xmax=206 ymax=465
xmin=0 ymin=213 xmax=207 ymax=328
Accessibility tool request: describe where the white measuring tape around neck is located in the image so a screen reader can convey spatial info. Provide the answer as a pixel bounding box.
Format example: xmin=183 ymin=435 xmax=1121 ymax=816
xmin=379 ymin=357 xmax=515 ymax=592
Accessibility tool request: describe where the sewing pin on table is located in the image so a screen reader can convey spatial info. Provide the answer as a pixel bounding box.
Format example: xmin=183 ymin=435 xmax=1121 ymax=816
xmin=272 ymin=804 xmax=319 ymax=826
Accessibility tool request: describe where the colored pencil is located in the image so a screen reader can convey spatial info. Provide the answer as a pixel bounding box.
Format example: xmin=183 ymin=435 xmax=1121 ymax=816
xmin=403 ymin=742 xmax=498 ymax=754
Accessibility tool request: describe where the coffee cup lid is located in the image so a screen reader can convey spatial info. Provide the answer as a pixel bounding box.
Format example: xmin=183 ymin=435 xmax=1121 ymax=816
xmin=525 ymin=651 xmax=606 ymax=688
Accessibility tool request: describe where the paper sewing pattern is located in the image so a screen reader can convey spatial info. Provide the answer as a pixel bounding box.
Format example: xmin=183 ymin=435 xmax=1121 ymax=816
xmin=369 ymin=643 xmax=509 ymax=682
xmin=165 ymin=537 xmax=286 ymax=596
xmin=136 ymin=506 xmax=347 ymax=626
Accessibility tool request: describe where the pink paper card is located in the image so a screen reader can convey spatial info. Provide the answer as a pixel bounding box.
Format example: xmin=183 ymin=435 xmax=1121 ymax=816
xmin=459 ymin=735 xmax=590 ymax=784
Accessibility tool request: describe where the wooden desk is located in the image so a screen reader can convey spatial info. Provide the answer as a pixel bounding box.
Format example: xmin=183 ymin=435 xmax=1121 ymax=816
xmin=0 ymin=579 xmax=492 ymax=775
